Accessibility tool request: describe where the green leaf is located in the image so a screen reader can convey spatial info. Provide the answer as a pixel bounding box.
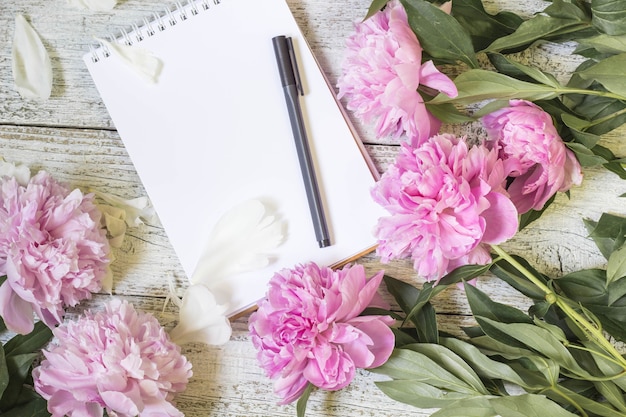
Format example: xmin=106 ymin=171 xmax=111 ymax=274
xmin=451 ymin=0 xmax=523 ymax=51
xmin=474 ymin=317 xmax=592 ymax=377
xmin=592 ymin=0 xmax=626 ymax=35
xmin=583 ymin=304 xmax=626 ymax=341
xmin=599 ymin=151 xmax=626 ymax=179
xmin=375 ymin=380 xmax=476 ymax=408
xmin=528 ymin=301 xmax=553 ymax=320
xmin=296 ymin=383 xmax=313 ymax=417
xmin=432 ymin=395 xmax=580 ymax=417
xmin=566 ymin=142 xmax=608 ymax=166
xmin=469 ymin=335 xmax=535 ymax=360
xmin=392 ymin=328 xmax=419 ymax=347
xmin=587 ymin=212 xmax=626 ymax=258
xmin=553 ymin=268 xmax=607 ymax=305
xmin=509 ymin=357 xmax=559 ymax=386
xmin=400 ymin=0 xmax=479 ymax=67
xmin=473 ymin=99 xmax=510 ymax=118
xmin=430 ymin=70 xmax=559 ymax=105
xmin=430 ymin=397 xmax=495 ymax=417
xmin=530 ymin=317 xmax=569 ymax=343
xmin=561 ymin=112 xmax=594 ymax=132
xmin=438 ymin=264 xmax=491 ymax=286
xmin=607 ymin=277 xmax=626 ymax=305
xmin=361 ymin=307 xmax=404 ymax=321
xmin=547 ymin=384 xmax=626 ymax=417
xmin=0 ymin=346 xmax=8 ymax=399
xmin=607 ymin=244 xmax=626 ymax=283
xmin=425 ymin=102 xmax=475 ymax=124
xmin=488 ymin=54 xmax=562 ymax=88
xmin=570 ymin=127 xmax=604 ymax=150
xmin=364 ymin=0 xmax=389 ymax=21
xmin=576 ymin=53 xmax=626 ymax=97
xmin=3 ymin=321 xmax=52 ymax=358
xmin=404 ymin=282 xmax=448 ymax=326
xmin=594 ymin=380 xmax=626 ymax=413
xmin=404 ymin=344 xmax=489 ymax=395
xmin=414 ymin=302 xmax=439 ymax=344
xmin=484 ymin=6 xmax=590 ymax=53
xmin=489 ymin=394 xmax=580 ymax=417
xmin=0 ymin=396 xmax=50 ymax=417
xmin=561 ymin=113 xmax=603 ymax=148
xmin=546 ymin=0 xmax=589 ymax=20
xmin=576 ymin=34 xmax=626 ymax=55
xmin=0 ymin=353 xmax=38 ymax=411
xmin=473 ymin=316 xmax=532 ymax=351
xmin=383 ymin=275 xmax=421 ymax=326
xmin=566 ymin=93 xmax=626 ymax=136
xmin=440 ymin=338 xmax=531 ymax=388
xmin=489 ymin=255 xmax=550 ymax=301
xmin=464 ymin=283 xmax=533 ymax=325
xmin=372 ymin=348 xmax=482 ymax=394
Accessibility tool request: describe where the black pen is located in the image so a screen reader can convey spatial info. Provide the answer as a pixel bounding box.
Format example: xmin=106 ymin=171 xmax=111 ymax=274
xmin=272 ymin=35 xmax=331 ymax=248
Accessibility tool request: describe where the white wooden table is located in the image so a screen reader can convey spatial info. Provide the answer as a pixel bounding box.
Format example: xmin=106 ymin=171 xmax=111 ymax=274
xmin=1 ymin=0 xmax=625 ymax=416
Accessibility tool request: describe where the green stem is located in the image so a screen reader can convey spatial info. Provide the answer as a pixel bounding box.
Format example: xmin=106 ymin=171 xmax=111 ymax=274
xmin=491 ymin=245 xmax=626 ymax=370
xmin=583 ymin=107 xmax=626 ymax=130
xmin=567 ymin=344 xmax=626 ymax=375
xmin=543 ymin=386 xmax=588 ymax=417
xmin=491 ymin=245 xmax=551 ymax=293
xmin=558 ymin=86 xmax=626 ymax=102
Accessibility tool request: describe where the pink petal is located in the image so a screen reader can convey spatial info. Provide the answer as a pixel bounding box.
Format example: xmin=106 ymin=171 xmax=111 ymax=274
xmin=480 ymin=192 xmax=518 ymax=244
xmin=346 ymin=316 xmax=395 ymax=368
xmin=0 ymin=281 xmax=34 ymax=334
xmin=419 ymin=60 xmax=458 ymax=97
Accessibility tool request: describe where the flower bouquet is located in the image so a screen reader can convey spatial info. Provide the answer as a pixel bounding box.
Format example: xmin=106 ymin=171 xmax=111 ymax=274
xmin=0 ymin=159 xmax=193 ymax=417
xmin=248 ymin=0 xmax=626 ymax=416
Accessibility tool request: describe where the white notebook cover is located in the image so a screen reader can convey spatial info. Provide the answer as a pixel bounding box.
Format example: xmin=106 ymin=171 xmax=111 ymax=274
xmin=84 ymin=0 xmax=387 ymax=316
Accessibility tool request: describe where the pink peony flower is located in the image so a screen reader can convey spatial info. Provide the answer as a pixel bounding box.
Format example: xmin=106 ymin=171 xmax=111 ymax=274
xmin=0 ymin=171 xmax=111 ymax=334
xmin=371 ymin=134 xmax=519 ymax=281
xmin=337 ymin=0 xmax=458 ymax=146
xmin=481 ymin=99 xmax=583 ymax=214
xmin=248 ymin=263 xmax=395 ymax=404
xmin=33 ymin=298 xmax=193 ymax=417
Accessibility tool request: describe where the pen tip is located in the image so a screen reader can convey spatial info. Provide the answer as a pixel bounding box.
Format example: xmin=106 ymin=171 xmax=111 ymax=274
xmin=318 ymin=238 xmax=331 ymax=248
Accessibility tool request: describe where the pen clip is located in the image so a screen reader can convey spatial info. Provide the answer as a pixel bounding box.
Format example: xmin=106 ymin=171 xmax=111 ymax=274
xmin=286 ymin=37 xmax=304 ymax=96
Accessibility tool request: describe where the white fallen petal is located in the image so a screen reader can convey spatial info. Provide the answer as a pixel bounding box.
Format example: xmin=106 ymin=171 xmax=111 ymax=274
xmin=169 ymin=284 xmax=232 ymax=346
xmin=98 ymin=206 xmax=128 ymax=248
xmin=0 ymin=157 xmax=31 ymax=186
xmin=96 ymin=38 xmax=163 ymax=83
xmin=190 ymin=199 xmax=284 ymax=288
xmin=67 ymin=0 xmax=117 ymax=11
xmin=164 ymin=274 xmax=183 ymax=310
xmin=12 ymin=15 xmax=53 ymax=100
xmin=101 ymin=265 xmax=113 ymax=294
xmin=93 ymin=190 xmax=156 ymax=227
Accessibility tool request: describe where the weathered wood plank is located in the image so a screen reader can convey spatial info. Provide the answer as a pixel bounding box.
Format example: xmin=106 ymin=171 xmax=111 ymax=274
xmin=2 ymin=0 xmax=626 ymax=415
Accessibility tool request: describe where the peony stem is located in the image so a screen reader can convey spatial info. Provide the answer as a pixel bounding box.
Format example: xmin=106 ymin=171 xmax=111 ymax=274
xmin=490 ymin=245 xmax=551 ymax=294
xmin=491 ymin=245 xmax=626 ymax=370
xmin=582 ymin=107 xmax=626 ymax=130
xmin=558 ymin=86 xmax=626 ymax=101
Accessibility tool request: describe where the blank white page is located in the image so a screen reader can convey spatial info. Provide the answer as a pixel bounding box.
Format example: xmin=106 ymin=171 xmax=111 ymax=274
xmin=84 ymin=0 xmax=387 ymax=316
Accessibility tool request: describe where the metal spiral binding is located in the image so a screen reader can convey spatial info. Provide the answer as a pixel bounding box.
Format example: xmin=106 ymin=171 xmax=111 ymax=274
xmin=88 ymin=0 xmax=223 ymax=63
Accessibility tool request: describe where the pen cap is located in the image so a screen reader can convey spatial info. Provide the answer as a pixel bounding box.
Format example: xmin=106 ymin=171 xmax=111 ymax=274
xmin=272 ymin=36 xmax=299 ymax=89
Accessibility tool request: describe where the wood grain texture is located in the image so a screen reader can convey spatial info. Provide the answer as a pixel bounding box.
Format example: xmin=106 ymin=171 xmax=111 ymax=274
xmin=1 ymin=0 xmax=626 ymax=415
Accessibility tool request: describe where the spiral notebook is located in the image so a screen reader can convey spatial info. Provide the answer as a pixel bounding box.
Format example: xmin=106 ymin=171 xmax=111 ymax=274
xmin=83 ymin=0 xmax=386 ymax=316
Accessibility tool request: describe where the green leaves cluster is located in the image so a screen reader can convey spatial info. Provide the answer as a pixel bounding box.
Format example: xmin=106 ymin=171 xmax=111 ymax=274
xmin=0 ymin=299 xmax=52 ymax=417
xmin=368 ymin=0 xmax=626 ymax=188
xmin=372 ymin=210 xmax=626 ymax=417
